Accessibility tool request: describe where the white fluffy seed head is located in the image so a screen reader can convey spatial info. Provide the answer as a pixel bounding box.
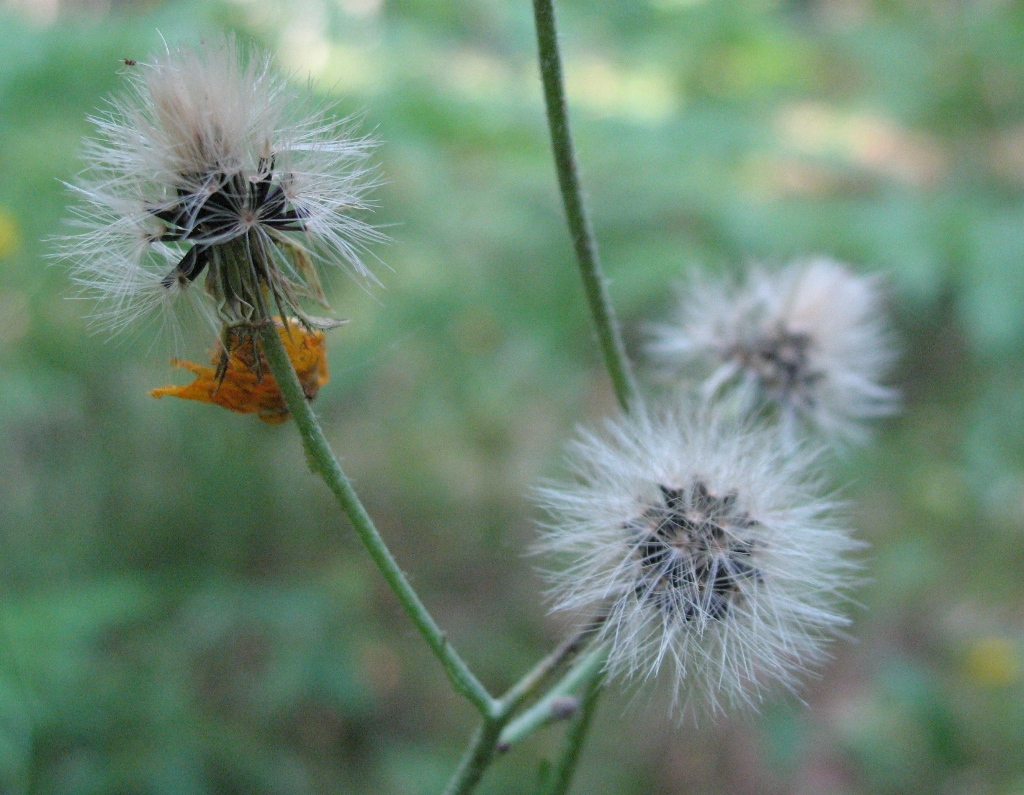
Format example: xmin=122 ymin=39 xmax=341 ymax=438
xmin=535 ymin=402 xmax=861 ymax=720
xmin=56 ymin=37 xmax=382 ymax=337
xmin=648 ymin=258 xmax=899 ymax=445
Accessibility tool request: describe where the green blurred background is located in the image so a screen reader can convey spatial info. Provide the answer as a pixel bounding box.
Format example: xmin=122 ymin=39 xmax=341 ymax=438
xmin=1 ymin=0 xmax=1023 ymax=791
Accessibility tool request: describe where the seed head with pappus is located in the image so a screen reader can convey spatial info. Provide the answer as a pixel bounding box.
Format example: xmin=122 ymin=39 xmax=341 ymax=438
xmin=57 ymin=38 xmax=381 ymax=344
xmin=535 ymin=403 xmax=861 ymax=718
xmin=649 ymin=259 xmax=899 ymax=446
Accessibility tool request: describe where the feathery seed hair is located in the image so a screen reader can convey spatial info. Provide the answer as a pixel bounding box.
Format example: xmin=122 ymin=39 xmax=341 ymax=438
xmin=535 ymin=402 xmax=861 ymax=718
xmin=58 ymin=38 xmax=381 ymax=340
xmin=648 ymin=258 xmax=898 ymax=445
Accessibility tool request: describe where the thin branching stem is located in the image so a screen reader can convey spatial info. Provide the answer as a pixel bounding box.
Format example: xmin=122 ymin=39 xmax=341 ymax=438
xmin=440 ymin=628 xmax=605 ymax=793
xmin=544 ymin=665 xmax=605 ymax=795
xmin=498 ymin=647 xmax=605 ymax=752
xmin=443 ymin=643 xmax=607 ymax=793
xmin=260 ymin=308 xmax=606 ymax=790
xmin=255 ymin=319 xmax=498 ymax=718
xmin=442 ymin=716 xmax=509 ymax=795
xmin=265 ymin=0 xmax=635 ymax=785
xmin=499 ymin=613 xmax=604 ymax=715
xmin=532 ymin=0 xmax=638 ymax=412
xmin=526 ymin=1 xmax=633 ymax=789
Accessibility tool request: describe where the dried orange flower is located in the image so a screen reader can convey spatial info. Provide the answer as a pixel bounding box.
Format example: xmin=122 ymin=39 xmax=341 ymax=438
xmin=150 ymin=317 xmax=329 ymax=423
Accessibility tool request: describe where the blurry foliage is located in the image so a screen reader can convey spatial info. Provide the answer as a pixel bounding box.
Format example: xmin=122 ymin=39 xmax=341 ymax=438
xmin=1 ymin=0 xmax=1024 ymax=792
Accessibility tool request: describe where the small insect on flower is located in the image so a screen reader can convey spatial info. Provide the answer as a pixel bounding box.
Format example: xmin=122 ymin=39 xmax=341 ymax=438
xmin=58 ymin=37 xmax=381 ymax=340
xmin=535 ymin=402 xmax=860 ymax=718
xmin=648 ymin=258 xmax=898 ymax=445
xmin=150 ymin=316 xmax=329 ymax=424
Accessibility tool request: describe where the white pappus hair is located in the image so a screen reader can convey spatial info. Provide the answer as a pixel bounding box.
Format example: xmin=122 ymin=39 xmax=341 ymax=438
xmin=648 ymin=258 xmax=899 ymax=445
xmin=535 ymin=402 xmax=861 ymax=719
xmin=56 ymin=37 xmax=382 ymax=337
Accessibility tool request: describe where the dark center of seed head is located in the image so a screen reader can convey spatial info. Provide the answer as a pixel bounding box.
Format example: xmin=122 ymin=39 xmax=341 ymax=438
xmin=742 ymin=328 xmax=821 ymax=397
xmin=154 ymin=156 xmax=309 ymax=288
xmin=626 ymin=481 xmax=761 ymax=621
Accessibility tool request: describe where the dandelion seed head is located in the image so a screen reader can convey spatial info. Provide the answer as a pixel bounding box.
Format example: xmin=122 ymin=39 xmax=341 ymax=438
xmin=57 ymin=37 xmax=382 ymax=339
xmin=649 ymin=258 xmax=899 ymax=445
xmin=536 ymin=403 xmax=861 ymax=719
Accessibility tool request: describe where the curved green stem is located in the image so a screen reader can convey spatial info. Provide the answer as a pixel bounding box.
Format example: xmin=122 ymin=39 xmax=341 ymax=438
xmin=528 ymin=1 xmax=627 ymax=789
xmin=264 ymin=0 xmax=638 ymax=787
xmin=532 ymin=0 xmax=638 ymax=412
xmin=255 ymin=320 xmax=497 ymax=718
xmin=545 ymin=665 xmax=605 ymax=795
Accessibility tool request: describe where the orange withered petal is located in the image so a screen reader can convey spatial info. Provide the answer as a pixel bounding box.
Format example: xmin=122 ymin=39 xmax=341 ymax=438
xmin=150 ymin=317 xmax=329 ymax=423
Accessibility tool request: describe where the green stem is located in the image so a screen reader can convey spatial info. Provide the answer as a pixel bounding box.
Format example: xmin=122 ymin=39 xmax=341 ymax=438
xmin=532 ymin=0 xmax=638 ymax=412
xmin=255 ymin=320 xmax=497 ymax=718
xmin=441 ymin=716 xmax=508 ymax=795
xmin=440 ymin=628 xmax=604 ymax=793
xmin=528 ymin=1 xmax=626 ymax=788
xmin=499 ymin=613 xmax=603 ymax=714
xmin=498 ymin=647 xmax=605 ymax=751
xmin=264 ymin=0 xmax=637 ymax=787
xmin=545 ymin=666 xmax=604 ymax=795
xmin=442 ymin=620 xmax=605 ymax=792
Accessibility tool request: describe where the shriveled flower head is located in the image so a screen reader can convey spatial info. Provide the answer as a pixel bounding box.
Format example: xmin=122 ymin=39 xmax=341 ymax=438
xmin=648 ymin=258 xmax=898 ymax=444
xmin=59 ymin=37 xmax=381 ymax=338
xmin=536 ymin=403 xmax=860 ymax=718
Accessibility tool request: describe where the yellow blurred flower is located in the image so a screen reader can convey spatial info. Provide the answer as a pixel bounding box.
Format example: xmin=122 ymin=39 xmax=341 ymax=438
xmin=965 ymin=637 xmax=1020 ymax=687
xmin=0 ymin=209 xmax=21 ymax=258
